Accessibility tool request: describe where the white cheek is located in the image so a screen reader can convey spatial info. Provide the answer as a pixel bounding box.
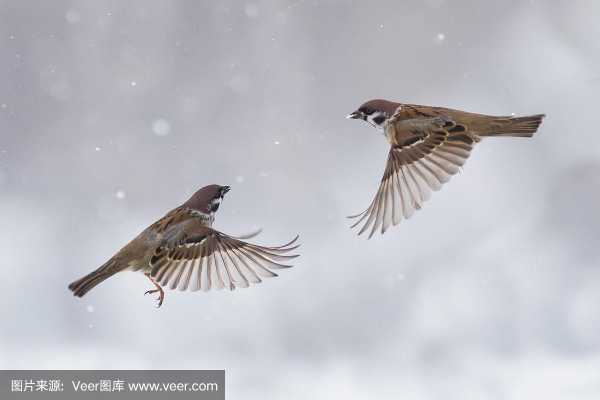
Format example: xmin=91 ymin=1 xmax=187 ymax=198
xmin=366 ymin=113 xmax=385 ymax=130
xmin=211 ymin=198 xmax=221 ymax=211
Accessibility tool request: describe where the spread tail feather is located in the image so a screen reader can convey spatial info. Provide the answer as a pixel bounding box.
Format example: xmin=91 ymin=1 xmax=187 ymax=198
xmin=68 ymin=261 xmax=118 ymax=297
xmin=481 ymin=114 xmax=546 ymax=138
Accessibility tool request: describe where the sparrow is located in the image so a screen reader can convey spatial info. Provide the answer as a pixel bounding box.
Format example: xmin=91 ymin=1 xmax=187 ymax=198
xmin=346 ymin=99 xmax=545 ymax=237
xmin=68 ymin=184 xmax=299 ymax=307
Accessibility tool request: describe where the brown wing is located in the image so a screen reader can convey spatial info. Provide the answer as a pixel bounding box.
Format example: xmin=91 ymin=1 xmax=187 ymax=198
xmin=349 ymin=116 xmax=475 ymax=238
xmin=149 ymin=227 xmax=300 ymax=291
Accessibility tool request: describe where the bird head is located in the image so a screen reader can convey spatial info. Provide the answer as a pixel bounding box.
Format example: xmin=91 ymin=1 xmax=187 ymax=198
xmin=184 ymin=184 xmax=231 ymax=215
xmin=347 ymin=99 xmax=400 ymax=130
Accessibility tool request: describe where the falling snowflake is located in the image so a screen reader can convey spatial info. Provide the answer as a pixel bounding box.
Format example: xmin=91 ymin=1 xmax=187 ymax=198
xmin=245 ymin=3 xmax=259 ymax=18
xmin=115 ymin=190 xmax=126 ymax=199
xmin=65 ymin=9 xmax=81 ymax=24
xmin=152 ymin=118 xmax=171 ymax=136
xmin=384 ymin=273 xmax=406 ymax=289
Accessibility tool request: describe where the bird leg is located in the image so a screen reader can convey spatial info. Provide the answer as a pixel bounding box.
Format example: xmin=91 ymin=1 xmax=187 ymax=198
xmin=144 ymin=275 xmax=165 ymax=308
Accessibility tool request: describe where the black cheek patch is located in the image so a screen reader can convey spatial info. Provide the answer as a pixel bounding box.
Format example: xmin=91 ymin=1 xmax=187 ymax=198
xmin=373 ymin=116 xmax=386 ymax=125
xmin=211 ymin=202 xmax=220 ymax=212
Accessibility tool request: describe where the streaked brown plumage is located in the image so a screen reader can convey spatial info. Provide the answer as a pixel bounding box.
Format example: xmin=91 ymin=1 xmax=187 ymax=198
xmin=347 ymin=99 xmax=545 ymax=238
xmin=68 ymin=184 xmax=300 ymax=307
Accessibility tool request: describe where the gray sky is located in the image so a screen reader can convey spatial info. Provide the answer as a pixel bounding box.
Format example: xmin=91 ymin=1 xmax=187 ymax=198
xmin=1 ymin=1 xmax=600 ymax=399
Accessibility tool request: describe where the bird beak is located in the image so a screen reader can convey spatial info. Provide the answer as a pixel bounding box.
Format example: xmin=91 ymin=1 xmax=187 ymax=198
xmin=346 ymin=111 xmax=362 ymax=120
xmin=222 ymin=186 xmax=231 ymax=195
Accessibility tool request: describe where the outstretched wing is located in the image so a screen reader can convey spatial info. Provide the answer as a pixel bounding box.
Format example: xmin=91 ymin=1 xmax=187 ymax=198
xmin=149 ymin=227 xmax=299 ymax=291
xmin=349 ymin=116 xmax=475 ymax=237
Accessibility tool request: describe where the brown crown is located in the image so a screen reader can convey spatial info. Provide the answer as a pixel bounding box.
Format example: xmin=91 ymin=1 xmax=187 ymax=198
xmin=358 ymin=99 xmax=401 ymax=116
xmin=183 ymin=184 xmax=224 ymax=212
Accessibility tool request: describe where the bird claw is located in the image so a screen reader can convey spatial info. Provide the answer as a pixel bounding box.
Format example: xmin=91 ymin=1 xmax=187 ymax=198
xmin=144 ymin=288 xmax=164 ymax=308
xmin=144 ymin=275 xmax=165 ymax=308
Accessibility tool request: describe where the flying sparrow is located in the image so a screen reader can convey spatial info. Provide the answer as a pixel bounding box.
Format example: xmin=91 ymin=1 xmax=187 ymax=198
xmin=68 ymin=184 xmax=299 ymax=307
xmin=347 ymin=99 xmax=545 ymax=237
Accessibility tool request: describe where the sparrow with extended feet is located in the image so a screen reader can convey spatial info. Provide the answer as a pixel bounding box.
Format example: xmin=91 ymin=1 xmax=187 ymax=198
xmin=68 ymin=184 xmax=299 ymax=307
xmin=347 ymin=99 xmax=545 ymax=237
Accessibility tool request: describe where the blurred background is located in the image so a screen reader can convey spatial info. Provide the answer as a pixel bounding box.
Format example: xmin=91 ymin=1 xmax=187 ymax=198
xmin=1 ymin=0 xmax=599 ymax=398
